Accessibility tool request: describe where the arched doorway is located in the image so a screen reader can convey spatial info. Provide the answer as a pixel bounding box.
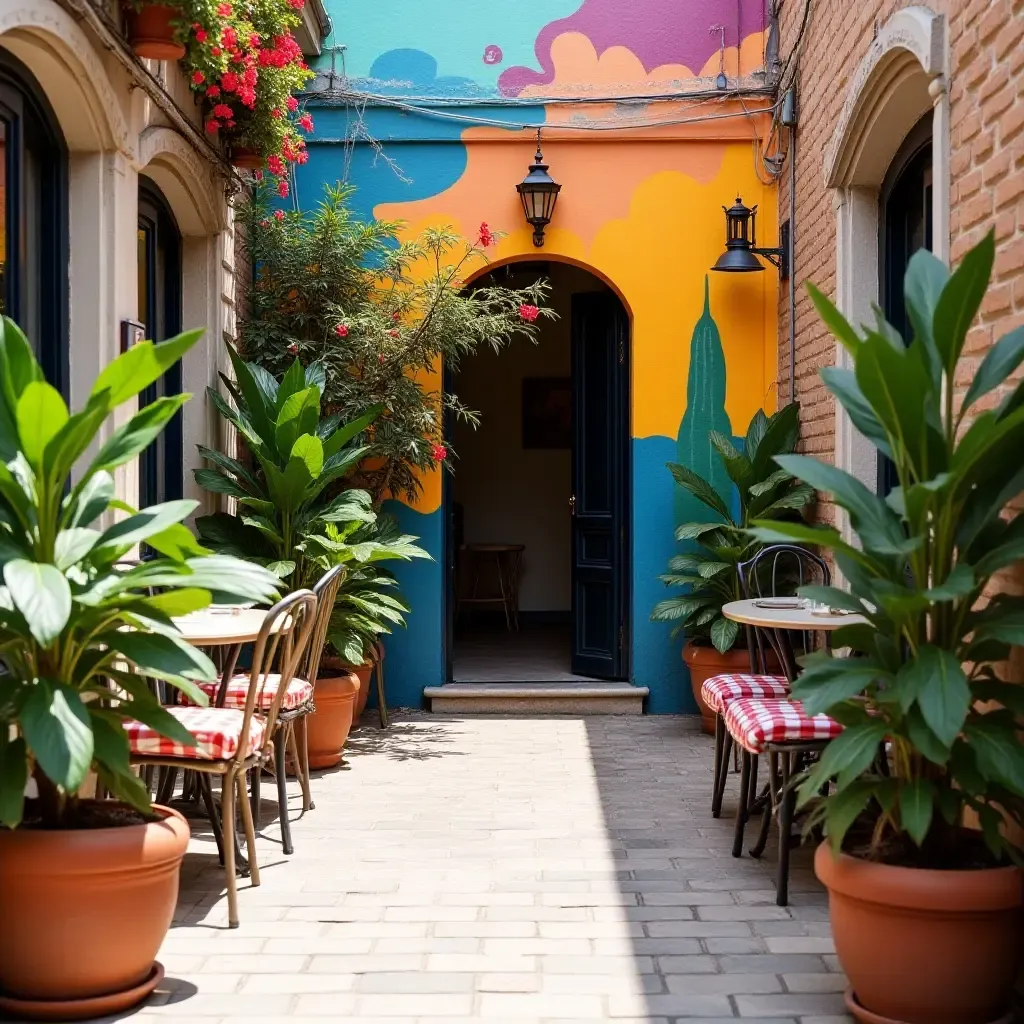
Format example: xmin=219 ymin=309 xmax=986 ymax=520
xmin=444 ymin=260 xmax=631 ymax=684
xmin=0 ymin=47 xmax=68 ymax=392
xmin=137 ymin=175 xmax=183 ymax=507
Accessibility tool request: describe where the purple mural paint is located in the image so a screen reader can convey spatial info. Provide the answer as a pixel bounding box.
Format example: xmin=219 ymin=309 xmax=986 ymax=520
xmin=498 ymin=0 xmax=765 ymax=96
xmin=483 ymin=44 xmax=504 ymax=65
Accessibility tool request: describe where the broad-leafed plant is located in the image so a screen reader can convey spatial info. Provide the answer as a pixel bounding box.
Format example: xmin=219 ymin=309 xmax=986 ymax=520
xmin=195 ymin=342 xmax=380 ymax=587
xmin=0 ymin=318 xmax=280 ymax=829
xmin=652 ymin=403 xmax=813 ymax=652
xmin=751 ymin=230 xmax=1024 ymax=867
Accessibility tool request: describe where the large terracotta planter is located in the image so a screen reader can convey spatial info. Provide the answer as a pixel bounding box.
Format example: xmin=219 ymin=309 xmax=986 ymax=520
xmin=682 ymin=640 xmax=753 ymax=734
xmin=123 ymin=4 xmax=185 ymax=61
xmin=815 ymin=843 xmax=1024 ymax=1024
xmin=0 ymin=804 xmax=189 ymax=1019
xmin=306 ymin=670 xmax=360 ymax=769
xmin=230 ymin=147 xmax=264 ymax=170
xmin=353 ymin=661 xmax=373 ymax=718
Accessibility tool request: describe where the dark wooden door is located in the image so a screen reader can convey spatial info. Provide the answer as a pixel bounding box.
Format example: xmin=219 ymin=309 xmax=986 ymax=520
xmin=571 ymin=292 xmax=629 ymax=679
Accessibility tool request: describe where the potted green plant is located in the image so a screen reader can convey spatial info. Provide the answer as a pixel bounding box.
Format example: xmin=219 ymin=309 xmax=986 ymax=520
xmin=122 ymin=1 xmax=188 ymax=60
xmin=0 ymin=318 xmax=280 ymax=1018
xmin=652 ymin=402 xmax=812 ymax=731
xmin=750 ymin=230 xmax=1024 ymax=1024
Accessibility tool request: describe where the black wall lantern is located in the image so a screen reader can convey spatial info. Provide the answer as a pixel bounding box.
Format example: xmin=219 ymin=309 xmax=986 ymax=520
xmin=517 ymin=129 xmax=561 ymax=247
xmin=711 ymin=196 xmax=787 ymax=274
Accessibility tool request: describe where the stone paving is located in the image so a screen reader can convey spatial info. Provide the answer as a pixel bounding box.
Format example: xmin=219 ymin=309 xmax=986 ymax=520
xmin=134 ymin=713 xmax=852 ymax=1023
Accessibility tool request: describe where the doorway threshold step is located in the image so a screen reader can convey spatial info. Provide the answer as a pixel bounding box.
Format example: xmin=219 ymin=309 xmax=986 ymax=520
xmin=424 ymin=681 xmax=649 ymax=715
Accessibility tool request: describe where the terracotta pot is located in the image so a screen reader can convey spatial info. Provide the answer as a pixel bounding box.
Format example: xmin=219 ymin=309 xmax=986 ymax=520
xmin=123 ymin=4 xmax=185 ymax=61
xmin=353 ymin=661 xmax=373 ymax=718
xmin=230 ymin=147 xmax=264 ymax=170
xmin=682 ymin=641 xmax=753 ymax=734
xmin=0 ymin=804 xmax=189 ymax=1007
xmin=815 ymin=843 xmax=1024 ymax=1024
xmin=306 ymin=670 xmax=360 ymax=769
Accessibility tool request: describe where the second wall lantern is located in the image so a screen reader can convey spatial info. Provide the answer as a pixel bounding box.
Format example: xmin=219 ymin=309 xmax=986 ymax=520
xmin=517 ymin=130 xmax=561 ymax=248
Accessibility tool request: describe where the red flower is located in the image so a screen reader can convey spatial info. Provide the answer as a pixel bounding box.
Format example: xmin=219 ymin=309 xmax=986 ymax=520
xmin=259 ymin=218 xmax=270 ymax=227
xmin=266 ymin=154 xmax=285 ymax=176
xmin=212 ymin=103 xmax=234 ymax=119
xmin=242 ymin=67 xmax=258 ymax=86
xmin=195 ymin=28 xmax=208 ymax=42
xmin=222 ymin=26 xmax=238 ymax=48
xmin=298 ymin=113 xmax=314 ymax=132
xmin=205 ymin=118 xmax=220 ymax=133
xmin=271 ymin=107 xmax=283 ymax=119
xmin=519 ymin=304 xmax=539 ymax=322
xmin=211 ymin=46 xmax=222 ymax=56
xmin=388 ymin=329 xmax=399 ymax=338
xmin=277 ymin=179 xmax=289 ymax=198
xmin=287 ymin=96 xmax=299 ymax=112
xmin=221 ymin=71 xmax=238 ymax=92
xmin=249 ymin=33 xmax=260 ymax=47
xmin=238 ymin=87 xmax=257 ymax=108
xmin=391 ymin=312 xmax=400 ymax=322
xmin=431 ymin=443 xmax=448 ymax=462
xmin=216 ymin=2 xmax=232 ymax=15
xmin=191 ymin=70 xmax=205 ymax=85
xmin=477 ymin=222 xmax=495 ymax=247
xmin=287 ymin=0 xmax=305 ymax=8
xmin=287 ymin=342 xmax=298 ymax=355
xmin=206 ymin=85 xmax=221 ymax=98
xmin=296 ymin=150 xmax=309 ymax=164
xmin=335 ymin=324 xmax=349 ymax=337
xmin=274 ymin=209 xmax=285 ymax=221
xmin=378 ymin=353 xmax=385 ymax=364
xmin=253 ymin=169 xmax=263 ymax=180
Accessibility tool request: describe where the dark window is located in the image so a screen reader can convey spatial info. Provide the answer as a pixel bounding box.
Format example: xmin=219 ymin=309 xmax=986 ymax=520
xmin=138 ymin=177 xmax=183 ymax=508
xmin=878 ymin=115 xmax=933 ymax=496
xmin=0 ymin=49 xmax=68 ymax=392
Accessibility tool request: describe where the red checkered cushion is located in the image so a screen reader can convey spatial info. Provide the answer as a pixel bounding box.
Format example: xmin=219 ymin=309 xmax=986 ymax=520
xmin=724 ymin=697 xmax=843 ymax=754
xmin=124 ymin=706 xmax=266 ymax=760
xmin=184 ymin=674 xmax=314 ymax=712
xmin=700 ymin=673 xmax=789 ymax=714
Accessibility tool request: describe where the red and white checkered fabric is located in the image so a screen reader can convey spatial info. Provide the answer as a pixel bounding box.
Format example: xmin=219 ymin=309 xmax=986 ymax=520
xmin=700 ymin=673 xmax=789 ymax=715
xmin=184 ymin=674 xmax=314 ymax=712
xmin=124 ymin=706 xmax=266 ymax=761
xmin=724 ymin=697 xmax=843 ymax=754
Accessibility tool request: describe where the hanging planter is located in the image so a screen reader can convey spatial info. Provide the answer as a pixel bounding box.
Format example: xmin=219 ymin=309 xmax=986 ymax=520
xmin=229 ymin=146 xmax=264 ymax=170
xmin=124 ymin=3 xmax=186 ymax=61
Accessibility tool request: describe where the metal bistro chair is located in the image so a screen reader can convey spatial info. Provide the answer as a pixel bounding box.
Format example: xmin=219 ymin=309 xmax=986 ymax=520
xmin=727 ymin=544 xmax=839 ymax=906
xmin=127 ymin=591 xmax=317 ymax=927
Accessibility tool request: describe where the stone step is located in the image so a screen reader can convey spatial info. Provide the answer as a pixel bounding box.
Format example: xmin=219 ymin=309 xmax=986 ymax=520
xmin=423 ymin=681 xmax=649 ymax=715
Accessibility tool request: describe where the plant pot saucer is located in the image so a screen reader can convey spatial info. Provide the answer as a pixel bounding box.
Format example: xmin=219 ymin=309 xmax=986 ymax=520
xmin=0 ymin=962 xmax=164 ymax=1021
xmin=845 ymin=987 xmax=1014 ymax=1024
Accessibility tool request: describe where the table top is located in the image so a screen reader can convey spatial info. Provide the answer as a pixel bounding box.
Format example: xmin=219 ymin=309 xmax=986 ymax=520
xmin=172 ymin=608 xmax=281 ymax=646
xmin=722 ymin=598 xmax=868 ymax=631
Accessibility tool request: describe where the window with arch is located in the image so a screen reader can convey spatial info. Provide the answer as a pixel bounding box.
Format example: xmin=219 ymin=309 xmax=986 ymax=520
xmin=878 ymin=114 xmax=933 ymax=496
xmin=138 ymin=176 xmax=183 ymax=508
xmin=0 ymin=48 xmax=69 ymax=392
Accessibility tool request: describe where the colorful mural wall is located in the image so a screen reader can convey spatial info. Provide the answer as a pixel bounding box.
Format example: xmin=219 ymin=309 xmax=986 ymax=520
xmin=298 ymin=0 xmax=779 ymax=712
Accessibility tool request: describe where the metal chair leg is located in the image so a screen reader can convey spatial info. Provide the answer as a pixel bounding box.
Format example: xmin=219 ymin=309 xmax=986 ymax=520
xmin=297 ymin=714 xmax=314 ymax=810
xmin=287 ymin=721 xmax=311 ymax=815
xmin=275 ymin=727 xmax=294 ymax=856
xmin=375 ymin=656 xmax=389 ymax=730
xmin=776 ymin=751 xmax=796 ymax=906
xmin=236 ymin=772 xmax=260 ymax=888
xmin=750 ymin=751 xmax=779 ymax=859
xmin=249 ymin=763 xmax=262 ymax=829
xmin=712 ymin=714 xmax=727 ymax=818
xmin=732 ymin=749 xmax=752 ymax=857
xmin=222 ymin=771 xmax=239 ymax=928
xmin=156 ymin=765 xmax=178 ymax=804
xmin=199 ymin=774 xmax=225 ymax=866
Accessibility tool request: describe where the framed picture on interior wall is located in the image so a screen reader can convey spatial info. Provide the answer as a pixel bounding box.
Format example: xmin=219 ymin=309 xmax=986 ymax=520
xmin=522 ymin=377 xmax=571 ymax=449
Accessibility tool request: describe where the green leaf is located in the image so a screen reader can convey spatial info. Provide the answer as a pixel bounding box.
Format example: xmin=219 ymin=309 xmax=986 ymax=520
xmin=194 ymin=468 xmax=251 ymax=499
xmin=145 ymin=523 xmax=211 ymax=561
xmin=903 ymin=247 xmax=949 ymax=380
xmin=68 ymin=470 xmax=115 ymax=528
xmin=143 ymin=587 xmax=212 ymax=617
xmin=225 ymin=343 xmax=277 ymax=448
xmin=668 ymin=462 xmax=732 ymax=522
xmin=196 ymin=445 xmax=260 ymax=494
xmin=820 ymin=366 xmax=894 ymax=460
xmin=899 ymin=779 xmax=934 ymax=846
xmin=21 ymin=680 xmax=94 ymax=791
xmin=965 ymin=718 xmax=1024 ymax=794
xmin=92 ymin=329 xmax=202 ymax=406
xmin=4 ymin=559 xmax=72 ymax=645
xmin=105 ymin=676 xmax=198 ymax=748
xmin=275 ymin=386 xmax=321 ymax=460
xmin=821 ymin=779 xmax=875 ymax=853
xmin=813 ymin=720 xmax=888 ymax=789
xmin=322 ymin=405 xmax=383 ymax=460
xmin=806 ymin=282 xmax=861 ymax=355
xmin=0 ymin=734 xmax=28 ymax=827
xmin=924 ymin=563 xmax=975 ymax=601
xmin=962 ymin=325 xmax=1024 ymax=413
xmin=710 ymin=615 xmax=739 ymax=653
xmin=284 ymin=433 xmax=324 ymax=493
xmin=276 ymin=357 xmax=307 ymax=413
xmin=913 ymin=645 xmax=971 ymax=748
xmin=16 ymin=381 xmax=68 ymax=470
xmin=91 ymin=394 xmax=189 ymax=472
xmin=107 ymin=630 xmax=217 ymax=683
xmin=933 ymin=229 xmax=993 ymax=376
xmin=92 ymin=500 xmax=198 ymax=559
xmin=906 ymin=705 xmax=951 ymax=765
xmin=54 ymin=528 xmax=99 ymax=570
xmin=790 ymin=657 xmax=884 ymax=717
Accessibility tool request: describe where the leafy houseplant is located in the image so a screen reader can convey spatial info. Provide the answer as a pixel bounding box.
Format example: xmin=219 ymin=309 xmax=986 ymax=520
xmin=651 ymin=403 xmax=811 ymax=729
xmin=237 ymin=182 xmax=556 ymax=506
xmin=0 ymin=318 xmax=280 ymax=1009
xmin=751 ymin=231 xmax=1024 ymax=1024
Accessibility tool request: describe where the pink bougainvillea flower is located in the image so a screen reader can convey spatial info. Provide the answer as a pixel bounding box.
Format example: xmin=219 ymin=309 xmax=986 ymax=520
xmin=391 ymin=312 xmax=400 ymax=322
xmin=249 ymin=33 xmax=261 ymax=47
xmin=287 ymin=96 xmax=299 ymax=112
xmin=211 ymin=46 xmax=222 ymax=56
xmin=431 ymin=443 xmax=448 ymax=462
xmin=274 ymin=209 xmax=285 ymax=221
xmin=298 ymin=113 xmax=314 ymax=132
xmin=266 ymin=154 xmax=285 ymax=177
xmin=271 ymin=107 xmax=283 ymax=119
xmin=388 ymin=329 xmax=399 ymax=338
xmin=205 ymin=118 xmax=220 ymax=133
xmin=519 ymin=304 xmax=539 ymax=322
xmin=287 ymin=342 xmax=298 ymax=355
xmin=477 ymin=222 xmax=495 ymax=247
xmin=191 ymin=70 xmax=205 ymax=85
xmin=335 ymin=324 xmax=349 ymax=337
xmin=221 ymin=72 xmax=238 ymax=92
xmin=212 ymin=103 xmax=234 ymax=119
xmin=216 ymin=2 xmax=232 ymax=15
xmin=287 ymin=0 xmax=305 ymax=8
xmin=221 ymin=26 xmax=238 ymax=48
xmin=195 ymin=28 xmax=208 ymax=42
xmin=206 ymin=84 xmax=221 ymax=98
xmin=277 ymin=179 xmax=290 ymax=198
xmin=296 ymin=150 xmax=309 ymax=164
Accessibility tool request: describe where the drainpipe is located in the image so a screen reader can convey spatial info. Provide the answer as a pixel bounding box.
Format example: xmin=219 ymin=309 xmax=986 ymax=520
xmin=781 ymin=86 xmax=798 ymax=405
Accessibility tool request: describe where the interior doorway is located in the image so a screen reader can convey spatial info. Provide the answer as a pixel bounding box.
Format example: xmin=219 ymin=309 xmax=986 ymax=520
xmin=445 ymin=261 xmax=630 ymax=684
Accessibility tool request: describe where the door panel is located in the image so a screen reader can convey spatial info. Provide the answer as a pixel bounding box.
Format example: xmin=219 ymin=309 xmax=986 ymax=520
xmin=571 ymin=292 xmax=628 ymax=679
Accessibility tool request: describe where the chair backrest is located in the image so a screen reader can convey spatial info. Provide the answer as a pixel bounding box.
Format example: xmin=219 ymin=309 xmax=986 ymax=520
xmin=302 ymin=565 xmax=346 ymax=684
xmin=234 ymin=590 xmax=318 ymax=762
xmin=736 ymin=544 xmax=831 ymax=678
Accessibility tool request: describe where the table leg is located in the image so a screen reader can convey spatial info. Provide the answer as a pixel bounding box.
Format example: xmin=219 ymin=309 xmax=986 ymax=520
xmin=216 ymin=643 xmax=243 ymax=706
xmin=496 ymin=553 xmax=512 ymax=632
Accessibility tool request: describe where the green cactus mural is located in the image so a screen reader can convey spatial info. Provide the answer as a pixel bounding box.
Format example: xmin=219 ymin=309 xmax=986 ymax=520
xmin=674 ymin=276 xmax=733 ymax=528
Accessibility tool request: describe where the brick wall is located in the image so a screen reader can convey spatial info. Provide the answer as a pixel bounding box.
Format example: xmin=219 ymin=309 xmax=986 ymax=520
xmin=777 ymin=0 xmax=1024 ymax=460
